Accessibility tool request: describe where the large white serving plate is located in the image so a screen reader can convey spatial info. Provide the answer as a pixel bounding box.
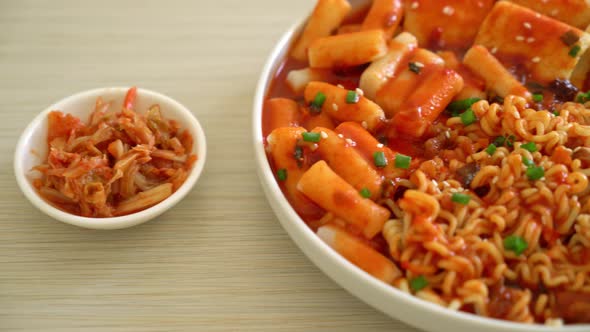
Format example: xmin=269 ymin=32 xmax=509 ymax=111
xmin=251 ymin=1 xmax=589 ymax=331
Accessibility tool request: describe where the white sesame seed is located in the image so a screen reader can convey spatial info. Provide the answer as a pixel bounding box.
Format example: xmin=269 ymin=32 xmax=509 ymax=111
xmin=376 ymin=143 xmax=384 ymax=148
xmin=531 ymin=56 xmax=541 ymax=63
xmin=310 ymin=144 xmax=318 ymax=151
xmin=443 ymin=181 xmax=450 ymax=187
xmin=361 ymin=121 xmax=368 ymax=129
xmin=355 ymin=88 xmax=364 ymax=97
xmin=432 ymin=180 xmax=439 ymax=187
xmin=490 ymin=47 xmax=498 ymax=54
xmin=345 ymin=138 xmax=354 ymax=145
xmin=411 ymin=1 xmax=419 ymax=9
xmin=320 ymin=131 xmax=328 ymax=139
xmin=527 ymin=37 xmax=535 ymax=43
xmin=523 ymin=22 xmax=532 ymax=29
xmin=492 ymin=176 xmax=499 ymax=184
xmin=573 ymin=195 xmax=579 ymax=201
xmin=535 ymin=13 xmax=541 ymax=18
xmin=332 ymin=103 xmax=339 ymax=111
xmin=516 ymin=35 xmax=525 ymax=42
xmin=338 ymin=134 xmax=344 ymax=138
xmin=414 ymin=61 xmax=425 ymax=68
xmin=442 ymin=6 xmax=454 ymax=16
xmin=551 ymin=9 xmax=559 ymax=16
xmin=337 ymin=84 xmax=344 ymax=89
xmin=444 ymin=131 xmax=451 ymax=139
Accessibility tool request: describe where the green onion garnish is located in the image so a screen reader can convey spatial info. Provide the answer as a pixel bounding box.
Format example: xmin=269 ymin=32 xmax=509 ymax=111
xmin=410 ymin=275 xmax=429 ymax=292
xmin=409 ymin=62 xmax=422 ymax=74
xmin=394 ymin=154 xmax=411 ymax=169
xmin=526 ymin=165 xmax=545 ymax=180
xmin=532 ymin=93 xmax=543 ymax=102
xmin=373 ymin=151 xmax=388 ymax=168
xmin=569 ymin=44 xmax=581 ymax=57
xmin=277 ymin=168 xmax=287 ymax=181
xmin=302 ymin=132 xmax=321 ymax=143
xmin=460 ymin=108 xmax=477 ymax=126
xmin=448 ymin=98 xmax=481 ymax=113
xmin=451 ymin=193 xmax=471 ymax=205
xmin=311 ymin=92 xmax=326 ymax=112
xmin=506 ymin=135 xmax=516 ymax=148
xmin=485 ymin=144 xmax=497 ymax=155
xmin=360 ymin=188 xmax=371 ymax=198
xmin=492 ymin=136 xmax=506 ymax=147
xmin=345 ymin=90 xmax=359 ymax=104
xmin=521 ymin=142 xmax=537 ymax=152
xmin=522 ymin=158 xmax=535 ymax=167
xmin=504 ymin=235 xmax=528 ymax=256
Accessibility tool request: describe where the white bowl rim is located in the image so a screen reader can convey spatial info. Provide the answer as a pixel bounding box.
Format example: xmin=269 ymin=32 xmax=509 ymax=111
xmin=14 ymin=87 xmax=207 ymax=230
xmin=251 ymin=15 xmax=590 ymax=332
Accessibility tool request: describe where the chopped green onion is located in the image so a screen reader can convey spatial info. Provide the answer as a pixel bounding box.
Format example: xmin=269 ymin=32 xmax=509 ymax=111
xmin=373 ymin=151 xmax=388 ymax=168
xmin=460 ymin=108 xmax=477 ymax=126
xmin=409 ymin=62 xmax=422 ymax=74
xmin=448 ymin=98 xmax=481 ymax=113
xmin=521 ymin=142 xmax=537 ymax=152
xmin=532 ymin=93 xmax=543 ymax=102
xmin=277 ymin=168 xmax=287 ymax=181
xmin=394 ymin=154 xmax=411 ymax=169
xmin=310 ymin=92 xmax=326 ymax=112
xmin=522 ymin=158 xmax=535 ymax=167
xmin=506 ymin=135 xmax=516 ymax=148
xmin=553 ymin=110 xmax=560 ymax=116
xmin=345 ymin=90 xmax=360 ymax=104
xmin=504 ymin=235 xmax=528 ymax=256
xmin=526 ymin=165 xmax=545 ymax=180
xmin=577 ymin=91 xmax=590 ymax=104
xmin=360 ymin=188 xmax=371 ymax=198
xmin=410 ymin=275 xmax=429 ymax=292
xmin=485 ymin=144 xmax=497 ymax=155
xmin=451 ymin=193 xmax=471 ymax=205
xmin=569 ymin=44 xmax=581 ymax=57
xmin=492 ymin=136 xmax=506 ymax=147
xmin=302 ymin=132 xmax=321 ymax=143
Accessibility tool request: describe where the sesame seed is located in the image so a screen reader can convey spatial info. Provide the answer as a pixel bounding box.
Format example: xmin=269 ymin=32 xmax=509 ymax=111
xmin=411 ymin=1 xmax=419 ymax=9
xmin=516 ymin=35 xmax=525 ymax=42
xmin=332 ymin=103 xmax=339 ymax=111
xmin=320 ymin=131 xmax=328 ymax=139
xmin=355 ymin=88 xmax=364 ymax=97
xmin=490 ymin=47 xmax=498 ymax=54
xmin=551 ymin=9 xmax=559 ymax=16
xmin=338 ymin=134 xmax=344 ymax=138
xmin=444 ymin=131 xmax=451 ymax=139
xmin=414 ymin=61 xmax=425 ymax=68
xmin=527 ymin=37 xmax=535 ymax=43
xmin=337 ymin=84 xmax=344 ymax=89
xmin=361 ymin=121 xmax=368 ymax=129
xmin=345 ymin=138 xmax=354 ymax=145
xmin=531 ymin=56 xmax=541 ymax=63
xmin=443 ymin=181 xmax=450 ymax=187
xmin=442 ymin=6 xmax=454 ymax=16
xmin=376 ymin=143 xmax=384 ymax=148
xmin=432 ymin=180 xmax=439 ymax=187
xmin=523 ymin=22 xmax=532 ymax=29
xmin=310 ymin=144 xmax=318 ymax=151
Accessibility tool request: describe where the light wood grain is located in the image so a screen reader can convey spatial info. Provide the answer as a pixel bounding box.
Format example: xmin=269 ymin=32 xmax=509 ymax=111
xmin=0 ymin=1 xmax=421 ymax=331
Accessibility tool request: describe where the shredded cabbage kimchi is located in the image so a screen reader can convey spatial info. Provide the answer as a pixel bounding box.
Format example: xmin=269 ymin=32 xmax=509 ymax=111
xmin=32 ymin=87 xmax=197 ymax=217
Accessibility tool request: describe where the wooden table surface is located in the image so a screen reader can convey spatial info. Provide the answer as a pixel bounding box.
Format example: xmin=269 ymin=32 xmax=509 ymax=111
xmin=0 ymin=1 xmax=420 ymax=331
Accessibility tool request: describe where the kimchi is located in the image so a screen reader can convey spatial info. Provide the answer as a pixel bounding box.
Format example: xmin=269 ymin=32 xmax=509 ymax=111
xmin=32 ymin=87 xmax=197 ymax=217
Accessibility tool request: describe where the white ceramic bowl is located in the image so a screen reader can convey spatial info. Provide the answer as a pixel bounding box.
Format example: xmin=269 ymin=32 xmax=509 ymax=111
xmin=252 ymin=2 xmax=588 ymax=332
xmin=15 ymin=87 xmax=207 ymax=230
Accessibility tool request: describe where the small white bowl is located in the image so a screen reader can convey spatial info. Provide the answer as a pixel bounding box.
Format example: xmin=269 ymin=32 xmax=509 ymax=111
xmin=252 ymin=1 xmax=588 ymax=332
xmin=14 ymin=87 xmax=207 ymax=230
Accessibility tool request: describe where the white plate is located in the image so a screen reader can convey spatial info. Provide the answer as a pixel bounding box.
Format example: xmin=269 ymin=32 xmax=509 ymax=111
xmin=251 ymin=1 xmax=589 ymax=331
